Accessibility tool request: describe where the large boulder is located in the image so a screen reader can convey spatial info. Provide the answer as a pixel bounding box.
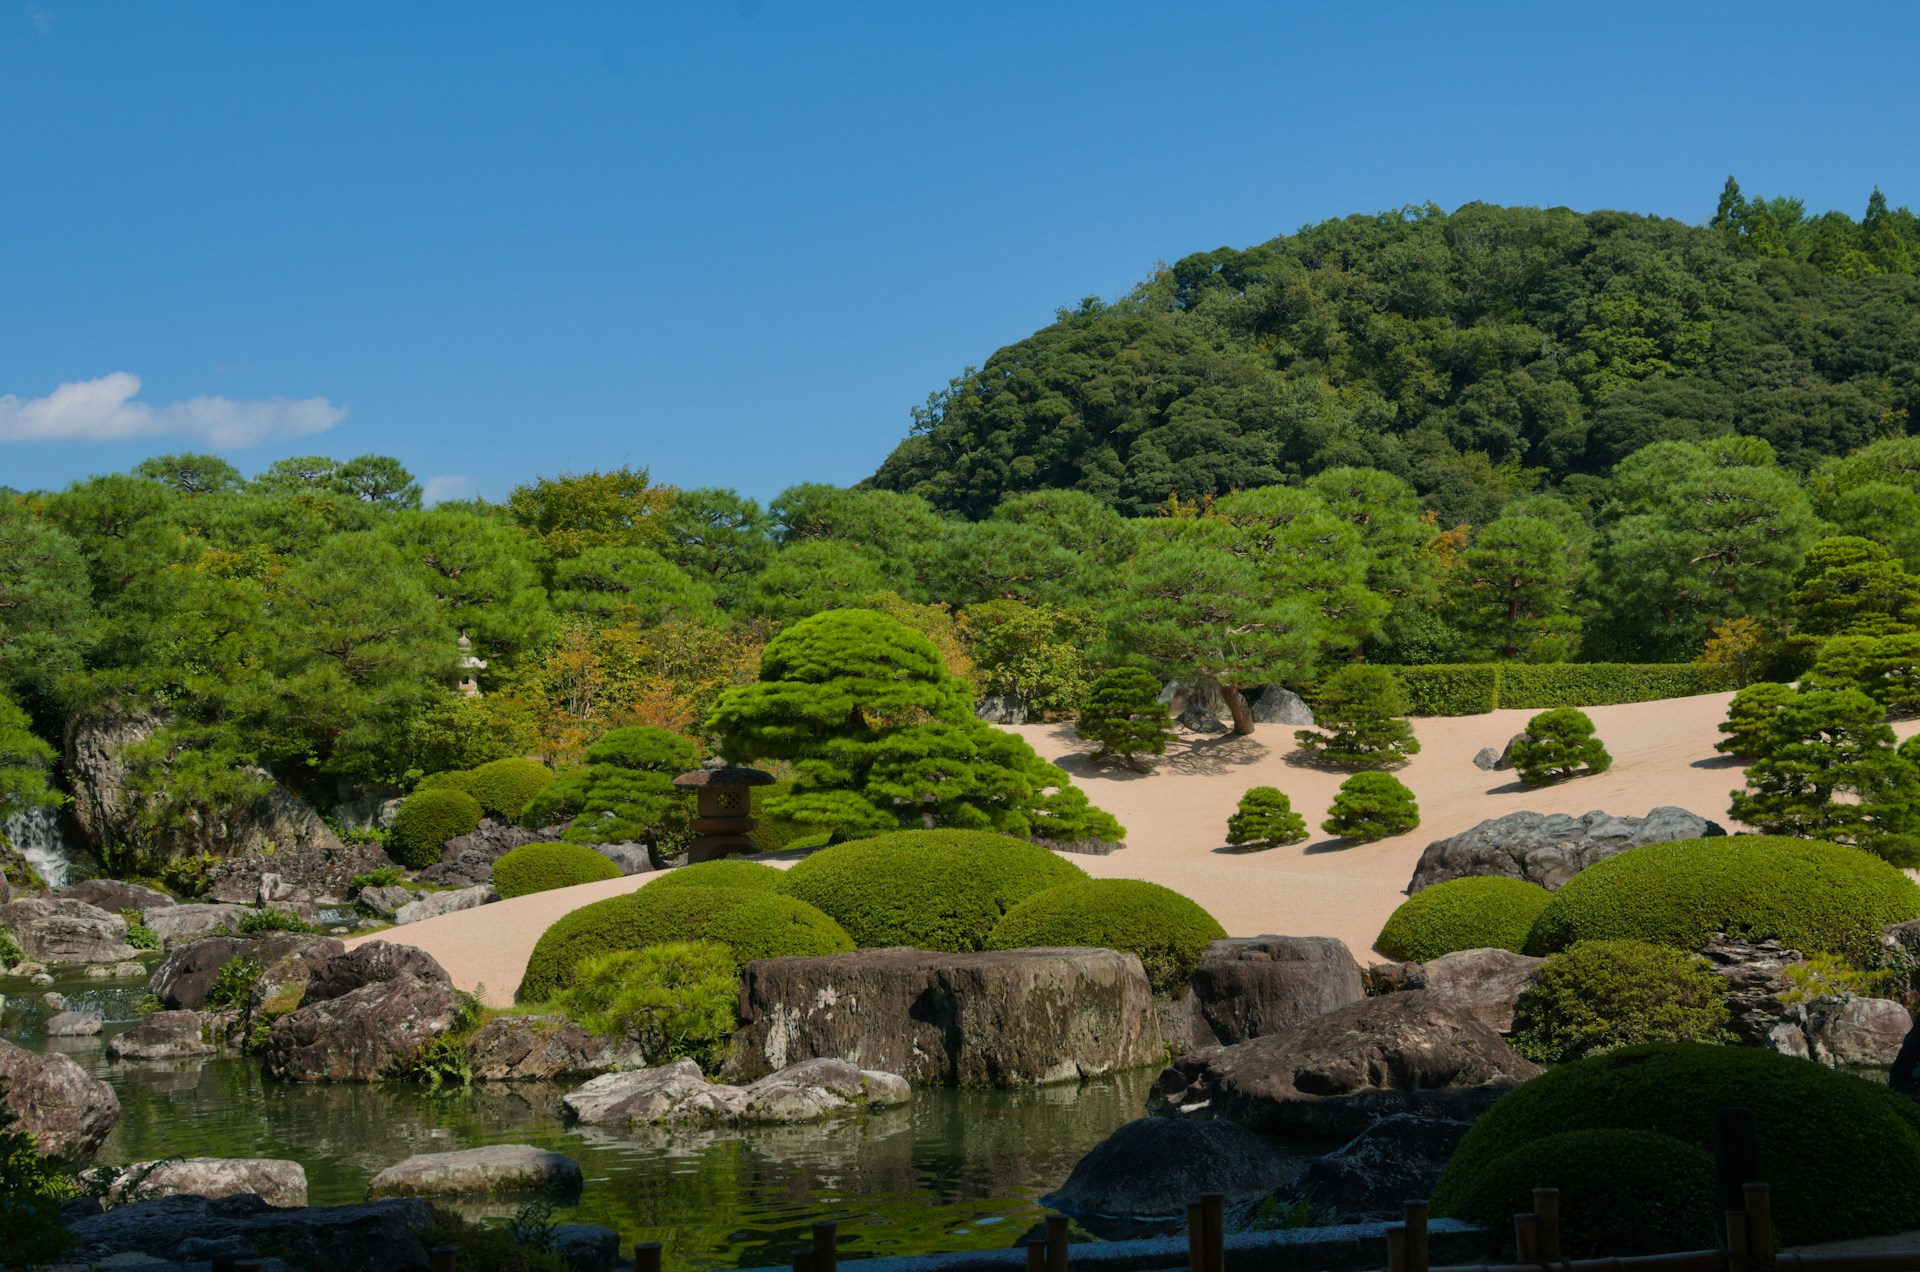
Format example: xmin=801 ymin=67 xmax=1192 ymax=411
xmin=45 ymin=1010 xmax=103 ymax=1036
xmin=50 ymin=879 xmax=176 ymax=913
xmin=108 ymin=1009 xmax=215 ymax=1060
xmin=1147 ymin=991 xmax=1541 ymax=1136
xmin=1265 ymin=1113 xmax=1474 ymax=1224
xmin=1769 ymin=996 xmax=1914 ymax=1066
xmin=148 ymin=932 xmax=345 ymax=1010
xmin=1418 ymin=948 xmax=1544 ymax=1033
xmin=1188 ymin=936 xmax=1365 ymax=1045
xmin=263 ymin=974 xmax=462 ymax=1082
xmin=726 ymin=947 xmax=1162 ymax=1086
xmin=94 ymin=1157 xmax=308 ymax=1208
xmin=465 ymin=1015 xmax=640 ymax=1081
xmin=0 ymin=896 xmax=140 ymax=964
xmin=1043 ymin=1117 xmax=1300 ymax=1219
xmin=421 ymin=819 xmax=561 ymax=888
xmin=392 ymin=884 xmax=495 ymax=926
xmin=563 ymin=1057 xmax=910 ymax=1126
xmin=356 ymin=884 xmax=418 ymax=919
xmin=66 ymin=1194 xmax=433 ymax=1271
xmin=202 ymin=837 xmax=393 ymax=907
xmin=1698 ymin=936 xmax=1803 ymax=1045
xmin=1406 ymin=807 xmax=1725 ymax=893
xmin=1248 ymin=685 xmax=1314 ymax=727
xmin=366 ymin=1144 xmax=582 ymax=1199
xmin=0 ymin=1036 xmax=119 ymax=1157
xmin=1158 ymin=680 xmax=1230 ymax=720
xmin=144 ymin=902 xmax=251 ymax=947
xmin=304 ymin=940 xmax=450 ymax=1001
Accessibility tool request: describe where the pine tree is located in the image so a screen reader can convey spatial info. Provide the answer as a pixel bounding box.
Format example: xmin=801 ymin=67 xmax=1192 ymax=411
xmin=1225 ymin=786 xmax=1308 ymax=849
xmin=1511 ymin=708 xmax=1612 ymax=785
xmin=1730 ymin=687 xmax=1918 ymax=864
xmin=1076 ymin=667 xmax=1175 ymax=772
xmin=1321 ymin=772 xmax=1420 ymax=842
xmin=1294 ymin=665 xmax=1420 ymax=769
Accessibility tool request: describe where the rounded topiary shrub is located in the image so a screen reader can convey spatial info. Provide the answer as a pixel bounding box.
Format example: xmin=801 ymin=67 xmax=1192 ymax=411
xmin=466 ymin=757 xmax=557 ymax=820
xmin=414 ymin=769 xmax=477 ymax=796
xmin=492 ymin=842 xmax=621 ymax=899
xmin=648 ymin=860 xmax=784 ymax=893
xmin=1374 ymin=877 xmax=1552 ymax=962
xmin=517 ymin=885 xmax=853 ymax=1001
xmin=1225 ymin=786 xmax=1308 ymax=850
xmin=1509 ymin=939 xmax=1732 ymax=1062
xmin=389 ymin=788 xmax=485 ymax=869
xmin=1321 ymin=771 xmax=1419 ymax=842
xmin=776 ymin=830 xmax=1088 ymax=952
xmin=1511 ymin=707 xmax=1611 ymax=785
xmin=985 ymin=878 xmax=1227 ymax=993
xmin=1524 ymin=835 xmax=1920 ymax=965
xmin=1440 ymin=1129 xmax=1716 ymax=1258
xmin=1431 ymin=1043 xmax=1920 ymax=1246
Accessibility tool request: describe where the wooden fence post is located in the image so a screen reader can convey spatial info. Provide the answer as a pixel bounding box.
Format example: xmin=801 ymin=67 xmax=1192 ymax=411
xmin=813 ymin=1220 xmax=839 ymax=1272
xmin=1744 ymin=1182 xmax=1774 ymax=1269
xmin=1514 ymin=1212 xmax=1540 ymax=1262
xmin=790 ymin=1247 xmax=816 ymax=1272
xmin=1386 ymin=1224 xmax=1408 ymax=1272
xmin=1200 ymin=1193 xmax=1225 ymax=1272
xmin=1026 ymin=1237 xmax=1046 ymax=1272
xmin=211 ymin=1258 xmax=239 ymax=1272
xmin=1046 ymin=1214 xmax=1070 ymax=1272
xmin=1714 ymin=1107 xmax=1760 ymax=1252
xmin=428 ymin=1246 xmax=458 ymax=1272
xmin=1403 ymin=1201 xmax=1430 ymax=1272
xmin=1532 ymin=1188 xmax=1561 ymax=1263
xmin=1187 ymin=1202 xmax=1207 ymax=1272
xmin=1725 ymin=1209 xmax=1750 ymax=1272
xmin=634 ymin=1241 xmax=663 ymax=1272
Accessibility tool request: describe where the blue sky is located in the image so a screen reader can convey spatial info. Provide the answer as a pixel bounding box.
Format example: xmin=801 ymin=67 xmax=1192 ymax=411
xmin=3 ymin=2 xmax=1917 ymax=505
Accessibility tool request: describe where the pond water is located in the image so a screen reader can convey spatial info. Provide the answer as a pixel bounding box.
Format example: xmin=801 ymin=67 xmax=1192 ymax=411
xmin=5 ymin=969 xmax=1203 ymax=1271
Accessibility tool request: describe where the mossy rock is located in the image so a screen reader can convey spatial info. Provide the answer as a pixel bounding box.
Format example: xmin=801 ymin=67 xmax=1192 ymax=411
xmin=648 ymin=860 xmax=784 ymax=893
xmin=775 ymin=829 xmax=1087 ymax=952
xmin=985 ymin=878 xmax=1226 ymax=993
xmin=492 ymin=842 xmax=622 ymax=899
xmin=1375 ymin=877 xmax=1552 ymax=962
xmin=389 ymin=788 xmax=485 ymax=869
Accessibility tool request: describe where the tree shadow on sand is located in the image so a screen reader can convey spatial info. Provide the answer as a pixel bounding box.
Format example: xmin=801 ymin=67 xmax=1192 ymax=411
xmin=1050 ymin=732 xmax=1270 ymax=780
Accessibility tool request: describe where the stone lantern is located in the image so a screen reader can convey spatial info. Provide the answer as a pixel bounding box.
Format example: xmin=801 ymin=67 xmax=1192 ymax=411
xmin=672 ymin=765 xmax=777 ymax=862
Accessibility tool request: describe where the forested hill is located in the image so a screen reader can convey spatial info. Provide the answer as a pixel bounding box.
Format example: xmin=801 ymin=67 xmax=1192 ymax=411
xmin=868 ymin=181 xmax=1920 ymax=523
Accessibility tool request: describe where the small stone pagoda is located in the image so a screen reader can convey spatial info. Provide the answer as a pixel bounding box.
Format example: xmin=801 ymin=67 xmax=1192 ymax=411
xmin=672 ymin=764 xmax=778 ymax=862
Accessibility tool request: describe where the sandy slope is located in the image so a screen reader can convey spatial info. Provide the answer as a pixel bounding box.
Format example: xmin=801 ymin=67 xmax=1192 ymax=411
xmin=359 ymin=692 xmax=1914 ymax=1006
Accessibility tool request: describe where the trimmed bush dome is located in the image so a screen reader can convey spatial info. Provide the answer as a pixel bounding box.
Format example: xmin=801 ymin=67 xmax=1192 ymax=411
xmin=1509 ymin=940 xmax=1732 ymax=1062
xmin=775 ymin=829 xmax=1087 ymax=952
xmin=517 ymin=885 xmax=852 ymax=1001
xmin=1375 ymin=877 xmax=1552 ymax=962
xmin=466 ymin=757 xmax=557 ymax=820
xmin=491 ymin=842 xmax=621 ymax=899
xmin=388 ymin=787 xmax=485 ymax=869
xmin=1321 ymin=771 xmax=1420 ymax=842
xmin=1523 ymin=835 xmax=1920 ymax=965
xmin=985 ymin=878 xmax=1227 ymax=994
xmin=648 ymin=860 xmax=784 ymax=893
xmin=1439 ymin=1129 xmax=1717 ymax=1258
xmin=1431 ymin=1043 xmax=1920 ymax=1246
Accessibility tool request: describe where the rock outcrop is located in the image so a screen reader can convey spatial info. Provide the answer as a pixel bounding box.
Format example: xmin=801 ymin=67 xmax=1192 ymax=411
xmin=0 ymin=896 xmax=140 ymax=964
xmin=1266 ymin=1113 xmax=1474 ymax=1223
xmin=1698 ymin=937 xmax=1802 ymax=1045
xmin=564 ymin=1057 xmax=911 ymax=1126
xmin=1248 ymin=685 xmax=1314 ymax=727
xmin=465 ymin=1015 xmax=640 ymax=1081
xmin=148 ymin=932 xmax=345 ymax=1010
xmin=1418 ymin=948 xmax=1544 ymax=1033
xmin=1043 ymin=1116 xmax=1300 ymax=1219
xmin=1187 ymin=936 xmax=1365 ymax=1046
xmin=392 ymin=884 xmax=495 ymax=926
xmin=726 ymin=947 xmax=1162 ymax=1086
xmin=263 ymin=941 xmax=459 ymax=1082
xmin=95 ymin=1157 xmax=308 ymax=1208
xmin=66 ymin=1194 xmax=433 ymax=1271
xmin=1407 ymin=807 xmax=1724 ymax=893
xmin=108 ymin=1009 xmax=215 ymax=1060
xmin=1769 ymin=996 xmax=1914 ymax=1066
xmin=144 ymin=902 xmax=251 ymax=947
xmin=1147 ymin=991 xmax=1540 ymax=1136
xmin=421 ymin=819 xmax=560 ymax=888
xmin=45 ymin=1009 xmax=103 ymax=1036
xmin=366 ymin=1144 xmax=582 ymax=1199
xmin=202 ymin=838 xmax=393 ymax=908
xmin=50 ymin=879 xmax=176 ymax=913
xmin=0 ymin=1036 xmax=119 ymax=1157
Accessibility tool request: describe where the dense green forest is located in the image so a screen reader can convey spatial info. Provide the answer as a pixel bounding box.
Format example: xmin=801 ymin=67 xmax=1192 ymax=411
xmin=4 ymin=181 xmax=1920 ymax=865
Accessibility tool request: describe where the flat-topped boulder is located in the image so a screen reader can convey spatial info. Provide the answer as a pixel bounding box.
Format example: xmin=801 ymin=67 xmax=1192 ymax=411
xmin=0 ymin=1036 xmax=119 ymax=1157
xmin=144 ymin=902 xmax=251 ymax=947
xmin=564 ymin=1057 xmax=911 ymax=1126
xmin=392 ymin=884 xmax=495 ymax=926
xmin=1407 ymin=807 xmax=1723 ymax=893
xmin=0 ymin=896 xmax=140 ymax=965
xmin=366 ymin=1144 xmax=582 ymax=1199
xmin=149 ymin=932 xmax=345 ymax=1010
xmin=1771 ymin=995 xmax=1914 ymax=1066
xmin=1189 ymin=935 xmax=1364 ymax=1045
xmin=1044 ymin=1116 xmax=1300 ymax=1219
xmin=45 ymin=1009 xmax=103 ymax=1036
xmin=50 ymin=879 xmax=176 ymax=913
xmin=1266 ymin=1112 xmax=1475 ymax=1224
xmin=1419 ymin=948 xmax=1544 ymax=1033
xmin=109 ymin=1009 xmax=214 ymax=1060
xmin=465 ymin=1015 xmax=641 ymax=1081
xmin=92 ymin=1157 xmax=308 ymax=1208
xmin=726 ymin=946 xmax=1161 ymax=1086
xmin=1148 ymin=990 xmax=1540 ymax=1136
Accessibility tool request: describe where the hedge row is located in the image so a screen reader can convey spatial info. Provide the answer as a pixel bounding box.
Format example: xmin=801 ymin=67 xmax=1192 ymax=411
xmin=1374 ymin=664 xmax=1738 ymax=717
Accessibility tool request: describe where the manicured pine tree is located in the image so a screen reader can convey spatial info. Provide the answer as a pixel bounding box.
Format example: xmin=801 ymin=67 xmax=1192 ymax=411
xmin=1322 ymin=772 xmax=1420 ymax=842
xmin=1077 ymin=667 xmax=1175 ymax=772
xmin=1225 ymin=786 xmax=1308 ymax=850
xmin=1716 ymin=682 xmax=1797 ymax=760
xmin=1294 ymin=665 xmax=1420 ymax=769
xmin=1511 ymin=708 xmax=1612 ymax=786
xmin=1730 ymin=687 xmax=1919 ymax=864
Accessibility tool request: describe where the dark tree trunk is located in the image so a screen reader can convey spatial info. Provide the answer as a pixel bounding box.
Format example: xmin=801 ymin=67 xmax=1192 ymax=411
xmin=1220 ymin=683 xmax=1255 ymax=736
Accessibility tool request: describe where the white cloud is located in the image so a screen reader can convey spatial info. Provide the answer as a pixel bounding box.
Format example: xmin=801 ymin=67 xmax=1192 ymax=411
xmin=420 ymin=475 xmax=471 ymax=505
xmin=0 ymin=372 xmax=346 ymax=448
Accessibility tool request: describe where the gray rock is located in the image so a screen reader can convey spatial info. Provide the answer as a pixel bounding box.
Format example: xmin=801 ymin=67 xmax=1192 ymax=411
xmin=0 ymin=1036 xmax=119 ymax=1157
xmin=355 ymin=884 xmax=416 ymax=918
xmin=1189 ymin=936 xmax=1365 ymax=1046
xmin=976 ymin=695 xmax=1030 ymax=726
xmin=466 ymin=1014 xmax=642 ymax=1081
xmin=1419 ymin=948 xmax=1544 ymax=1033
xmin=552 ymin=1224 xmax=622 ymax=1272
xmin=1044 ymin=1116 xmax=1300 ymax=1219
xmin=727 ymin=946 xmax=1163 ymax=1086
xmin=144 ymin=902 xmax=251 ymax=947
xmin=98 ymin=1157 xmax=308 ymax=1208
xmin=1770 ymin=996 xmax=1913 ymax=1066
xmin=304 ymin=939 xmax=450 ymax=1002
xmin=1157 ymin=992 xmax=1218 ymax=1055
xmin=1699 ymin=936 xmax=1803 ymax=1045
xmin=109 ymin=1009 xmax=215 ymax=1060
xmin=264 ymin=972 xmax=460 ymax=1082
xmin=1406 ymin=807 xmax=1726 ymax=893
xmin=564 ymin=1057 xmax=911 ymax=1126
xmin=1148 ymin=991 xmax=1541 ymax=1137
xmin=50 ymin=879 xmax=176 ymax=913
xmin=45 ymin=1009 xmax=103 ymax=1036
xmin=28 ymin=971 xmax=52 ymax=986
xmin=333 ymin=794 xmax=405 ymax=834
xmin=392 ymin=884 xmax=496 ymax=926
xmin=366 ymin=1144 xmax=583 ymax=1199
xmin=590 ymin=842 xmax=656 ymax=875
xmin=202 ymin=837 xmax=393 ymax=907
xmin=0 ymin=896 xmax=140 ymax=964
xmin=1248 ymin=685 xmax=1315 ymax=727
xmin=66 ymin=1193 xmax=433 ymax=1270
xmin=43 ymin=989 xmax=64 ymax=1008
xmin=1471 ymin=747 xmax=1502 ymax=771
xmin=1159 ymin=680 xmax=1230 ymax=719
xmin=1175 ymin=706 xmax=1229 ymax=734
xmin=148 ymin=932 xmax=344 ymax=1010
xmin=1267 ymin=1113 xmax=1473 ymax=1223
xmin=422 ymin=818 xmax=560 ymax=888
xmin=85 ymin=959 xmax=149 ymax=980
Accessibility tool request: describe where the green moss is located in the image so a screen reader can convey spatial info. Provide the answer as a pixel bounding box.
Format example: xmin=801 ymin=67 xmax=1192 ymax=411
xmin=1524 ymin=835 xmax=1920 ymax=965
xmin=775 ymin=830 xmax=1087 ymax=952
xmin=1432 ymin=1043 xmax=1920 ymax=1246
xmin=1509 ymin=940 xmax=1733 ymax=1062
xmin=466 ymin=758 xmax=557 ymax=820
xmin=492 ymin=842 xmax=621 ymax=899
xmin=1375 ymin=877 xmax=1553 ymax=961
xmin=985 ymin=878 xmax=1226 ymax=993
xmin=517 ymin=885 xmax=852 ymax=1001
xmin=389 ymin=788 xmax=485 ymax=869
xmin=648 ymin=860 xmax=784 ymax=893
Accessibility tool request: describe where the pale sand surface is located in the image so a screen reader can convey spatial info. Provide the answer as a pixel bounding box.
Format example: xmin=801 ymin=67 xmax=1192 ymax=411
xmin=357 ymin=692 xmax=1920 ymax=1006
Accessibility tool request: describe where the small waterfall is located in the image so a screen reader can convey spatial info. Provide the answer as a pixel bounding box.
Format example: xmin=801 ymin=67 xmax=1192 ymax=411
xmin=3 ymin=807 xmax=72 ymax=888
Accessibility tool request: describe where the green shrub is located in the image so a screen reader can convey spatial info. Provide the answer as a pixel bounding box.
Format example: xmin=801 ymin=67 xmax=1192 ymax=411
xmin=1375 ymin=877 xmax=1552 ymax=961
xmin=647 ymin=860 xmax=784 ymax=893
xmin=415 ymin=769 xmax=478 ymax=796
xmin=1440 ymin=1129 xmax=1716 ymax=1258
xmin=986 ymin=878 xmax=1226 ymax=993
xmin=0 ymin=1113 xmax=78 ymax=1269
xmin=1224 ymin=786 xmax=1308 ymax=849
xmin=230 ymin=907 xmax=319 ymax=935
xmin=1524 ymin=835 xmax=1920 ymax=965
xmin=1510 ymin=707 xmax=1612 ymax=784
xmin=0 ymin=926 xmax=20 ymax=967
xmin=517 ymin=885 xmax=852 ymax=1001
xmin=751 ymin=781 xmax=820 ymax=852
xmin=1380 ymin=664 xmax=1500 ymax=715
xmin=466 ymin=758 xmax=557 ymax=820
xmin=1076 ymin=667 xmax=1176 ymax=771
xmin=556 ymin=940 xmax=739 ymax=1070
xmin=775 ymin=830 xmax=1088 ymax=952
xmin=1716 ymin=681 xmax=1796 ymax=759
xmin=1321 ymin=771 xmax=1420 ymax=842
xmin=1431 ymin=1043 xmax=1920 ymax=1246
xmin=1373 ymin=664 xmax=1737 ymax=717
xmin=390 ymin=788 xmax=485 ymax=868
xmin=519 ymin=726 xmax=700 ymax=840
xmin=205 ymin=956 xmax=263 ymax=1009
xmin=492 ymin=842 xmax=621 ymax=899
xmin=1509 ymin=940 xmax=1733 ymax=1062
xmin=118 ymin=910 xmax=159 ymax=951
xmin=1294 ymin=665 xmax=1420 ymax=768
xmin=351 ymin=866 xmax=407 ymax=891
